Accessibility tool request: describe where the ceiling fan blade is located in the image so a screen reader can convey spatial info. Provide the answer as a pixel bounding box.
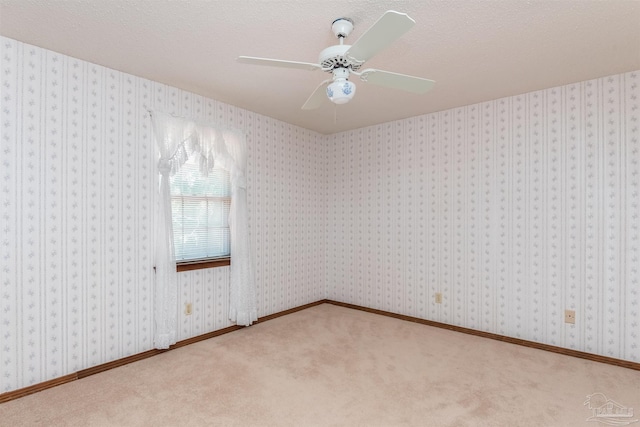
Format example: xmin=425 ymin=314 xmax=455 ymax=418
xmin=237 ymin=56 xmax=321 ymax=71
xmin=359 ymin=69 xmax=435 ymax=94
xmin=302 ymin=80 xmax=332 ymax=110
xmin=344 ymin=10 xmax=415 ymax=64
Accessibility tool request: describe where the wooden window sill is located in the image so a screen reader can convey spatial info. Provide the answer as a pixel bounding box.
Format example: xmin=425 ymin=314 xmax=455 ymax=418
xmin=176 ymin=257 xmax=230 ymax=272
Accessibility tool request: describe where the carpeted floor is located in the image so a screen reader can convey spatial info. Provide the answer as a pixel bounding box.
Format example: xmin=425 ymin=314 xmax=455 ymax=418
xmin=2 ymin=303 xmax=639 ymax=426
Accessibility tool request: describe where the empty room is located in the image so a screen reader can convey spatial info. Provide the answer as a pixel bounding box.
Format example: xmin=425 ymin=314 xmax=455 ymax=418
xmin=1 ymin=1 xmax=639 ymax=426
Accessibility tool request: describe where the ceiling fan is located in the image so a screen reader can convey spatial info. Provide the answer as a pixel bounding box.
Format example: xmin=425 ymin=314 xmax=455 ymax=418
xmin=237 ymin=10 xmax=435 ymax=110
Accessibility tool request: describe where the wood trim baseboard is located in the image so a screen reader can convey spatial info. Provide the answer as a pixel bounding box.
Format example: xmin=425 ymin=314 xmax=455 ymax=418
xmin=0 ymin=300 xmax=326 ymax=404
xmin=4 ymin=298 xmax=636 ymax=404
xmin=325 ymin=300 xmax=640 ymax=371
xmin=256 ymin=299 xmax=327 ymax=323
xmin=76 ymin=324 xmax=247 ymax=379
xmin=171 ymin=324 xmax=244 ymax=350
xmin=0 ymin=374 xmax=77 ymax=404
xmin=76 ymin=349 xmax=165 ymax=379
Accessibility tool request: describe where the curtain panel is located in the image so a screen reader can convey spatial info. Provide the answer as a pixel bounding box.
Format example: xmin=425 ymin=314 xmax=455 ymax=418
xmin=150 ymin=111 xmax=256 ymax=349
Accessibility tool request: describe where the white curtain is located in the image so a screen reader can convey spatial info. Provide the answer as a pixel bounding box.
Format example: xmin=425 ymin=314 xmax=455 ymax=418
xmin=151 ymin=113 xmax=193 ymax=349
xmin=151 ymin=111 xmax=256 ymax=349
xmin=223 ymin=130 xmax=257 ymax=325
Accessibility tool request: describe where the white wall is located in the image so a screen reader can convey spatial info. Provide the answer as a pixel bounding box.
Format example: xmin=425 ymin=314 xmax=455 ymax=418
xmin=0 ymin=36 xmax=327 ymax=393
xmin=326 ymin=72 xmax=640 ymax=362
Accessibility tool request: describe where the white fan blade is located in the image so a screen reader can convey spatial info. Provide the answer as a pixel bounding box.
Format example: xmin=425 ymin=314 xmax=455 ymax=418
xmin=359 ymin=69 xmax=435 ymax=94
xmin=302 ymin=80 xmax=332 ymax=110
xmin=237 ymin=56 xmax=321 ymax=71
xmin=344 ymin=11 xmax=415 ymax=64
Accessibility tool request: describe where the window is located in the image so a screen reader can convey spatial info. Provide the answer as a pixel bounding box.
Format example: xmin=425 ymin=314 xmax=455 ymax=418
xmin=169 ymin=154 xmax=231 ymax=263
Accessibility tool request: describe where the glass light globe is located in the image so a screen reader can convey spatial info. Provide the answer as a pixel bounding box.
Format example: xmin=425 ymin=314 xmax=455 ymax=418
xmin=326 ymin=79 xmax=356 ymax=105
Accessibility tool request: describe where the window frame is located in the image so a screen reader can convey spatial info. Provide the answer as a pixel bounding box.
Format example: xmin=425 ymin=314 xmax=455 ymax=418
xmin=176 ymin=257 xmax=230 ymax=272
xmin=169 ymin=156 xmax=232 ymax=272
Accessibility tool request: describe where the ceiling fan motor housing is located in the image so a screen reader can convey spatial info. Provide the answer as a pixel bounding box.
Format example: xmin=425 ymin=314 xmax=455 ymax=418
xmin=318 ymin=45 xmax=362 ymax=72
xmin=320 ymin=18 xmax=362 ymax=73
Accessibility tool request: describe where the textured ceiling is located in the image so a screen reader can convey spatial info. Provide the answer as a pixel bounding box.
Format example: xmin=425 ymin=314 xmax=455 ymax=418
xmin=1 ymin=0 xmax=639 ymax=134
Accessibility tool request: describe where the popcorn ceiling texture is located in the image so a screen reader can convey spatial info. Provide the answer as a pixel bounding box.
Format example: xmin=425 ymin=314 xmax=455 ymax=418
xmin=0 ymin=0 xmax=638 ymax=134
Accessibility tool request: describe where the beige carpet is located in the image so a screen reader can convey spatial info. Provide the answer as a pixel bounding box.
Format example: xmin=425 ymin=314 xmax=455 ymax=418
xmin=2 ymin=303 xmax=639 ymax=426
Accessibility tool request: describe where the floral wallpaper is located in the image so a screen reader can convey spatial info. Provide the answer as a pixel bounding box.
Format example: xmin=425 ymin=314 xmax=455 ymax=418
xmin=1 ymin=33 xmax=638 ymax=395
xmin=326 ymin=71 xmax=639 ymax=362
xmin=0 ymin=36 xmax=327 ymax=393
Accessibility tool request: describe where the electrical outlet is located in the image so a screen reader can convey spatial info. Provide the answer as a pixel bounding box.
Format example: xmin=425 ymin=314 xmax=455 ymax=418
xmin=435 ymin=293 xmax=442 ymax=304
xmin=185 ymin=303 xmax=193 ymax=316
xmin=565 ymin=309 xmax=575 ymax=324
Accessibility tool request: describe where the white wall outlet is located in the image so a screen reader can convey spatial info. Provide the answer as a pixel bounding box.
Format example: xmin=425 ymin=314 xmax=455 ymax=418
xmin=565 ymin=309 xmax=575 ymax=324
xmin=435 ymin=293 xmax=442 ymax=304
xmin=185 ymin=302 xmax=193 ymax=315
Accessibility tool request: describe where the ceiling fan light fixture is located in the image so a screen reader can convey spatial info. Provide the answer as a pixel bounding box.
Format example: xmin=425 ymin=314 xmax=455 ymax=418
xmin=238 ymin=11 xmax=435 ymax=111
xmin=326 ymin=79 xmax=356 ymax=105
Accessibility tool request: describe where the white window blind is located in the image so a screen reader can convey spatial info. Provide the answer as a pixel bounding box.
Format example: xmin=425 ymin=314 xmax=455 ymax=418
xmin=169 ymin=155 xmax=231 ymax=261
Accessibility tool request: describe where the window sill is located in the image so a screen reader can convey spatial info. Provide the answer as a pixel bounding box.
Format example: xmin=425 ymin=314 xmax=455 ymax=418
xmin=176 ymin=257 xmax=230 ymax=272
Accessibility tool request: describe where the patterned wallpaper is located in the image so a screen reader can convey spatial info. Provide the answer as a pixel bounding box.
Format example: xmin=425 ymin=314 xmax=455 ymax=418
xmin=0 ymin=36 xmax=327 ymax=393
xmin=326 ymin=71 xmax=639 ymax=362
xmin=1 ymin=33 xmax=638 ymax=395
